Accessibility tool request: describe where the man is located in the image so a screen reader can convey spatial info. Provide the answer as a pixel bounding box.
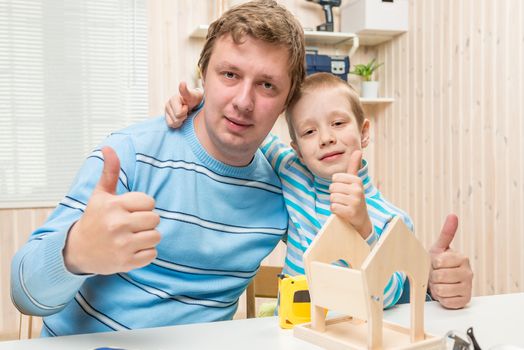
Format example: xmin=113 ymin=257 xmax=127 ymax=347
xmin=11 ymin=0 xmax=305 ymax=336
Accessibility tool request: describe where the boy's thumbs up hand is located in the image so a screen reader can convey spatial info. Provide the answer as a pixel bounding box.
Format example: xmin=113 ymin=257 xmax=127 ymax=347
xmin=330 ymin=150 xmax=372 ymax=239
xmin=346 ymin=149 xmax=362 ymax=175
xmin=428 ymin=214 xmax=473 ymax=309
xmin=64 ymin=147 xmax=161 ymax=275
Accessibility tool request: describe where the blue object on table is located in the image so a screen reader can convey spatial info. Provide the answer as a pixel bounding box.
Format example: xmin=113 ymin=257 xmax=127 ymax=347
xmin=306 ymin=50 xmax=350 ymax=81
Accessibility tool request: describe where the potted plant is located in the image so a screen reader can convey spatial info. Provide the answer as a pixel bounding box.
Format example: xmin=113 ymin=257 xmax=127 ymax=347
xmin=349 ymin=58 xmax=384 ymax=98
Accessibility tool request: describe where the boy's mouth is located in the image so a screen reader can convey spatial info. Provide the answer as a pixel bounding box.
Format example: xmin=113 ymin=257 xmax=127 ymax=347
xmin=320 ymin=151 xmax=344 ymax=161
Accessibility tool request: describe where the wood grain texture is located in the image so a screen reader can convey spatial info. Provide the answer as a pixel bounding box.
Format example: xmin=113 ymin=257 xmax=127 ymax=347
xmin=374 ymin=0 xmax=524 ymax=297
xmin=0 ymin=208 xmax=51 ymax=340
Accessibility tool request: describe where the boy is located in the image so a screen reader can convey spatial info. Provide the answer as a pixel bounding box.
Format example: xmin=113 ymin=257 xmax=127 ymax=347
xmin=166 ymin=73 xmax=412 ymax=308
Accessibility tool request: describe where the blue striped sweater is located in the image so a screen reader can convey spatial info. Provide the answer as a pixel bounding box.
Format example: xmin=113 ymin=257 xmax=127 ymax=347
xmin=11 ymin=115 xmax=288 ymax=336
xmin=260 ymin=134 xmax=414 ymax=308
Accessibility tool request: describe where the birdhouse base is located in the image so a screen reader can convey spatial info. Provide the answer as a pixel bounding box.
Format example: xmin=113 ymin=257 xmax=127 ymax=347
xmin=294 ymin=316 xmax=444 ymax=350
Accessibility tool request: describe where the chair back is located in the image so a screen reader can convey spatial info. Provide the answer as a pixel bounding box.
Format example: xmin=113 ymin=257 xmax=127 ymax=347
xmin=246 ymin=265 xmax=282 ymax=318
xmin=18 ymin=314 xmax=42 ymax=339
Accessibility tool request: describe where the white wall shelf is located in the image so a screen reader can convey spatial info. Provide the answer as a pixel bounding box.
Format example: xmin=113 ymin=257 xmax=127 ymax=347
xmin=340 ymin=0 xmax=408 ymax=46
xmin=360 ymin=97 xmax=394 ymax=105
xmin=189 ymin=24 xmax=210 ymax=38
xmin=190 ymin=25 xmax=360 ymax=57
xmin=356 ymin=33 xmax=401 ymax=46
xmin=302 ymin=29 xmax=359 ymax=57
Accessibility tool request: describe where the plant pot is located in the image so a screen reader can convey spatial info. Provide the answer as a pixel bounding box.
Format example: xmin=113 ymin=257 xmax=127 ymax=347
xmin=361 ymin=81 xmax=379 ymax=98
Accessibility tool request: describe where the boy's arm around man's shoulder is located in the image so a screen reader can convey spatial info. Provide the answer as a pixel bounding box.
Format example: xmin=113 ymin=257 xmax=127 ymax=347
xmin=260 ymin=133 xmax=298 ymax=175
xmin=10 ymin=133 xmax=139 ymax=316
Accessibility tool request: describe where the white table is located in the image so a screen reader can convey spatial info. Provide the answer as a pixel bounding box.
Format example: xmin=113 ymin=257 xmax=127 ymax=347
xmin=384 ymin=293 xmax=524 ymax=348
xmin=1 ymin=293 xmax=523 ymax=350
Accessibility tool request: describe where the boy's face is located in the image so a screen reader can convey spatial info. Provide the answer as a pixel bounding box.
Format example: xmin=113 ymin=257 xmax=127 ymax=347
xmin=290 ymin=86 xmax=370 ymax=180
xmin=196 ymin=34 xmax=291 ymax=166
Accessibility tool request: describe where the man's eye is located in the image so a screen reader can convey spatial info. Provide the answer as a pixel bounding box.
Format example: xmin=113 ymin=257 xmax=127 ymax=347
xmin=224 ymin=72 xmax=235 ymax=79
xmin=262 ymin=82 xmax=273 ymax=89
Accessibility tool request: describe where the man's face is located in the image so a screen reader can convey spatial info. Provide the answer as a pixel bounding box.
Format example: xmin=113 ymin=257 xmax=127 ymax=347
xmin=290 ymin=86 xmax=369 ymax=180
xmin=195 ymin=34 xmax=292 ymax=166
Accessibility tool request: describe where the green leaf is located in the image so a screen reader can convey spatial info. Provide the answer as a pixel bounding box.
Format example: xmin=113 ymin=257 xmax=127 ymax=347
xmin=349 ymin=58 xmax=383 ymax=81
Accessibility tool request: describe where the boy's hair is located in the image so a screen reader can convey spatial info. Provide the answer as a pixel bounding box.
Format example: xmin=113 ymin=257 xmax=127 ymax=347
xmin=198 ymin=0 xmax=306 ymax=107
xmin=285 ymin=72 xmax=365 ymax=142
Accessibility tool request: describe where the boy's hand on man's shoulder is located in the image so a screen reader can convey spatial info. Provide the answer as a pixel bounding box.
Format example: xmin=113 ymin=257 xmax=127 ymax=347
xmin=329 ymin=150 xmax=372 ymax=239
xmin=165 ymin=82 xmax=204 ymax=128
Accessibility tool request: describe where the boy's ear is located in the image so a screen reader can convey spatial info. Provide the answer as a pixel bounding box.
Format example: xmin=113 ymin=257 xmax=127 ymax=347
xmin=290 ymin=141 xmax=303 ymax=160
xmin=360 ymin=119 xmax=371 ymax=148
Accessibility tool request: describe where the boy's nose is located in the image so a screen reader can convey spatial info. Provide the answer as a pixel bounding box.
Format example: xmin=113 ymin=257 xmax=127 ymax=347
xmin=232 ymin=83 xmax=254 ymax=113
xmin=320 ymin=131 xmax=336 ymax=147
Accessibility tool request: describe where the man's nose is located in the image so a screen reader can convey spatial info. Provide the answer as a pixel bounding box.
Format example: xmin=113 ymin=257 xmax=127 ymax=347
xmin=232 ymin=82 xmax=254 ymax=113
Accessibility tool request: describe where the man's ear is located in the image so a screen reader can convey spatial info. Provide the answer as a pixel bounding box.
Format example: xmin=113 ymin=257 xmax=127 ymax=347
xmin=360 ymin=119 xmax=371 ymax=148
xmin=290 ymin=140 xmax=303 ymax=161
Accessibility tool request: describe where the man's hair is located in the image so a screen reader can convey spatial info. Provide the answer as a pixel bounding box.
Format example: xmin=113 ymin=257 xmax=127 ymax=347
xmin=198 ymin=0 xmax=306 ymax=107
xmin=285 ymin=72 xmax=365 ymax=142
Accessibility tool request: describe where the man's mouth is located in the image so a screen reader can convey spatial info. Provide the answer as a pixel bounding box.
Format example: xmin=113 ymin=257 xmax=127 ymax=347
xmin=224 ymin=116 xmax=252 ymax=131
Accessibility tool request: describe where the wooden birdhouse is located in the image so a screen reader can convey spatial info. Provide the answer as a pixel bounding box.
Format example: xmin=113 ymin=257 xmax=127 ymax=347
xmin=294 ymin=215 xmax=444 ymax=349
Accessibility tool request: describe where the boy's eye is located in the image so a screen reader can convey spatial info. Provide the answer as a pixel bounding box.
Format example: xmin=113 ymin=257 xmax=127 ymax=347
xmin=333 ymin=121 xmax=346 ymax=127
xmin=302 ymin=129 xmax=314 ymax=136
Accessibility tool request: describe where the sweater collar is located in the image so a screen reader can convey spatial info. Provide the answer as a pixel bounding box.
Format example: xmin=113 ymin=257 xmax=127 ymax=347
xmin=182 ymin=111 xmax=261 ymax=177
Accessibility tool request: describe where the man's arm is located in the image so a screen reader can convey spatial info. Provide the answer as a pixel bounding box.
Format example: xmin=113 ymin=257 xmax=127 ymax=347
xmin=11 ymin=137 xmax=160 ymax=316
xmin=11 ymin=208 xmax=92 ymax=316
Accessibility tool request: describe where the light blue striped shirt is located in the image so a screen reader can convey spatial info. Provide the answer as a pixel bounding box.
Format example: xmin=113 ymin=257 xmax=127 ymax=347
xmin=11 ymin=114 xmax=288 ymax=336
xmin=261 ymin=134 xmax=414 ymax=308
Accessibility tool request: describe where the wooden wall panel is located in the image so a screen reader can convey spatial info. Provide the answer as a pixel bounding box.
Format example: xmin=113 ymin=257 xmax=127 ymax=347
xmin=375 ymin=0 xmax=524 ymax=296
xmin=0 ymin=208 xmax=52 ymax=340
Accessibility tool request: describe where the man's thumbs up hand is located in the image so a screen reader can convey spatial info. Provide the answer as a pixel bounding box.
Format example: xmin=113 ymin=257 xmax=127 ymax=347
xmin=330 ymin=150 xmax=372 ymax=239
xmin=64 ymin=147 xmax=161 ymax=275
xmin=430 ymin=213 xmax=458 ymax=255
xmin=95 ymin=147 xmax=121 ymax=194
xmin=428 ymin=214 xmax=473 ymax=309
